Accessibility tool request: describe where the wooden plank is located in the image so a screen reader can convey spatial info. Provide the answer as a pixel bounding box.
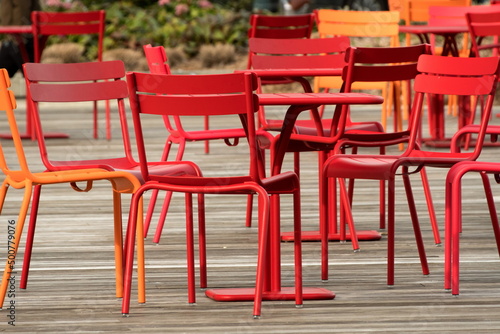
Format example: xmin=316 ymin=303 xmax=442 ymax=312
xmin=0 ymin=97 xmax=500 ymax=332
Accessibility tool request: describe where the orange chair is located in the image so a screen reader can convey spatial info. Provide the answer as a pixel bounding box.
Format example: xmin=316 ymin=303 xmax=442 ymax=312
xmin=142 ymin=44 xmax=253 ymax=241
xmin=121 ymin=71 xmax=302 ymax=318
xmin=321 ymin=55 xmax=500 ymax=286
xmin=314 ymin=9 xmax=403 ymax=133
xmin=0 ymin=68 xmax=141 ymax=308
xmin=31 ymin=10 xmax=107 ymax=139
xmin=18 ymin=61 xmax=201 ymax=303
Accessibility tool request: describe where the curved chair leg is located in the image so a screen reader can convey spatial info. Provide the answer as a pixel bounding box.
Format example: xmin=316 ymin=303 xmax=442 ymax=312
xmin=20 ymin=184 xmax=41 ymax=289
xmin=401 ymin=169 xmax=429 ymax=277
xmin=0 ymin=184 xmax=32 ymax=307
xmin=197 ymin=193 xmax=207 ymax=289
xmin=419 ymin=167 xmax=441 ymax=245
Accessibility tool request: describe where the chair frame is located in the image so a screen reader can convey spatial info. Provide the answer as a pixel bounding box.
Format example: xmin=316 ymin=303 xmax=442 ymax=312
xmin=121 ymin=71 xmax=303 ymax=318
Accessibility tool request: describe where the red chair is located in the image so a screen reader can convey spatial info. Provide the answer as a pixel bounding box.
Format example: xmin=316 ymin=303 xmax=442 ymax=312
xmin=457 ymin=10 xmax=500 ymax=148
xmin=321 ymin=55 xmax=500 ymax=286
xmin=31 ymin=10 xmax=107 ymax=139
xmin=329 ymin=44 xmax=439 ymax=247
xmin=444 ymin=161 xmax=500 ymax=296
xmin=121 ymin=71 xmax=302 ymax=318
xmin=142 ymin=44 xmax=254 ymax=241
xmin=21 ymin=61 xmax=201 ymax=303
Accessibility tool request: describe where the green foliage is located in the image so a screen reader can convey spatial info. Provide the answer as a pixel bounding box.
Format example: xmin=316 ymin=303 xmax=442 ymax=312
xmin=42 ymin=0 xmax=251 ymax=59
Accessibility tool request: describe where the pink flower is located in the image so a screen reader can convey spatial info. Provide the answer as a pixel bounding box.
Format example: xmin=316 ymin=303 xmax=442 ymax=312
xmin=45 ymin=0 xmax=63 ymax=6
xmin=158 ymin=0 xmax=171 ymax=5
xmin=198 ymin=0 xmax=213 ymax=8
xmin=175 ymin=4 xmax=189 ymax=15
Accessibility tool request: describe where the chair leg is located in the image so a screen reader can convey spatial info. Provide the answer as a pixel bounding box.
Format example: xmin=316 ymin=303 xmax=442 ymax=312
xmin=419 ymin=167 xmax=441 ymax=245
xmin=293 ymin=187 xmax=303 ymax=307
xmin=112 ymin=191 xmax=124 ymax=298
xmin=450 ymin=173 xmax=463 ymax=295
xmin=20 ymin=184 xmax=41 ymax=289
xmin=387 ymin=177 xmax=396 ymax=286
xmin=444 ymin=174 xmax=455 ymax=292
xmin=185 ymin=193 xmax=196 ymax=304
xmin=0 ymin=184 xmax=32 ymax=308
xmin=252 ymin=187 xmax=271 ymax=319
xmin=338 ymin=178 xmax=359 ymax=251
xmin=143 ymin=138 xmax=176 ymax=238
xmin=121 ymin=189 xmax=145 ymax=316
xmin=480 ymin=172 xmax=500 ymax=259
xmin=152 ymin=191 xmax=174 ymax=244
xmin=401 ymin=169 xmax=429 ymax=276
xmin=198 ymin=193 xmax=207 ymax=289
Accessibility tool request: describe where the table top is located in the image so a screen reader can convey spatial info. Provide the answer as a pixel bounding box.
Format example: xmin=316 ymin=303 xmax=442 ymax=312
xmin=257 ymin=92 xmax=384 ymax=106
xmin=399 ymin=25 xmax=468 ymax=35
xmin=0 ymin=25 xmax=32 ymax=34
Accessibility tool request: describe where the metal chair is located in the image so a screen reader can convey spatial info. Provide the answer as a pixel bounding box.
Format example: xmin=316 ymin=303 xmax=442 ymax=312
xmin=121 ymin=71 xmax=302 ymax=318
xmin=322 ymin=55 xmax=500 ymax=286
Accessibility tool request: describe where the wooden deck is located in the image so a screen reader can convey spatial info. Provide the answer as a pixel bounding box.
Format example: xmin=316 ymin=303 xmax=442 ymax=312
xmin=1 ymin=95 xmax=500 ymax=333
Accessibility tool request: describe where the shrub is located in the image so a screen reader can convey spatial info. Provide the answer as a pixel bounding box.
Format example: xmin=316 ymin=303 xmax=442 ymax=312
xmin=42 ymin=0 xmax=251 ymax=60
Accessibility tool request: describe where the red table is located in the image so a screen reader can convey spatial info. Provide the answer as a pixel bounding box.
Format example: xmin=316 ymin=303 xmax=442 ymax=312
xmin=237 ymin=68 xmax=383 ymax=244
xmin=0 ymin=25 xmax=68 ymax=140
xmin=205 ymin=91 xmax=384 ymax=303
xmin=400 ymin=25 xmax=471 ymax=146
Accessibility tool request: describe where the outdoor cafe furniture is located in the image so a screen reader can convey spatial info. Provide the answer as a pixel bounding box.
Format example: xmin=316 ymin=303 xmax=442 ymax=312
xmin=444 ymin=161 xmax=500 ymax=296
xmin=17 ymin=61 xmax=200 ymax=305
xmin=314 ymin=8 xmax=403 ymax=133
xmin=0 ymin=67 xmax=144 ymax=308
xmin=321 ymin=55 xmax=500 ymax=287
xmin=247 ymin=40 xmax=441 ymax=252
xmin=121 ymin=71 xmax=304 ymax=318
xmin=246 ymin=36 xmax=383 ymax=250
xmin=142 ymin=44 xmax=254 ymax=241
xmin=400 ymin=4 xmax=497 ymax=146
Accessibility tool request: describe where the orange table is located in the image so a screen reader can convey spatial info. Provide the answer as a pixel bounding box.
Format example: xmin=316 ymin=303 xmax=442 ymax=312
xmin=205 ymin=91 xmax=383 ymax=303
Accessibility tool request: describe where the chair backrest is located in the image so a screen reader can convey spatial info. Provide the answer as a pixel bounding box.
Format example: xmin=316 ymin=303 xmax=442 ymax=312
xmin=0 ymin=68 xmax=30 ymax=177
xmin=405 ymin=55 xmax=499 ymax=156
xmin=341 ymin=44 xmax=433 ymax=136
xmin=126 ymin=71 xmax=262 ymax=181
xmin=247 ymin=13 xmax=315 ymax=39
xmin=23 ymin=61 xmax=133 ymax=170
xmin=315 ymin=9 xmax=400 ymax=47
xmin=248 ymin=36 xmax=350 ymax=128
xmin=428 ymin=4 xmax=493 ymax=26
xmin=142 ymin=44 xmax=171 ymax=75
xmin=247 ymin=13 xmax=314 ymax=70
xmin=249 ymin=36 xmax=349 ymax=70
xmin=466 ymin=10 xmax=500 ymax=57
xmin=401 ymin=0 xmax=471 ymax=25
xmin=31 ymin=10 xmax=106 ymax=62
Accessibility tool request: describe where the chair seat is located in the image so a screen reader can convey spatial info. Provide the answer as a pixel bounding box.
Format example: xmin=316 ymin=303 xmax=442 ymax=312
xmin=326 ymin=151 xmax=475 ymax=180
